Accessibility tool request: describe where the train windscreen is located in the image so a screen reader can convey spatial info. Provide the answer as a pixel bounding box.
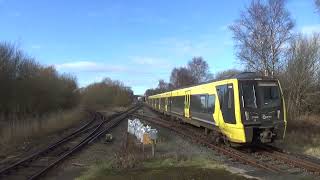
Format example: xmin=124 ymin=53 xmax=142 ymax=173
xmin=257 ymin=82 xmax=281 ymax=109
xmin=240 ymin=81 xmax=281 ymax=109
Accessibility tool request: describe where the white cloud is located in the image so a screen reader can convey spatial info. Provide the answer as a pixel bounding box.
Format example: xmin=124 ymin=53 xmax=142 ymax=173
xmin=55 ymin=61 xmax=127 ymax=73
xmin=130 ymin=56 xmax=172 ymax=68
xmin=301 ymin=24 xmax=320 ymax=35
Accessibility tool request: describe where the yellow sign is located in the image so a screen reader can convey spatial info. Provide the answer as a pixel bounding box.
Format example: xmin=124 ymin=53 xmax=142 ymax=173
xmin=143 ymin=133 xmax=152 ymax=145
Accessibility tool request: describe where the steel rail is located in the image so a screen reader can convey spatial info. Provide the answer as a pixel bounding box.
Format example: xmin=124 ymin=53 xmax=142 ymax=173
xmin=0 ymin=105 xmax=139 ymax=179
xmin=0 ymin=112 xmax=98 ymax=176
xmin=27 ymin=104 xmax=141 ymax=180
xmin=257 ymin=145 xmax=320 ymax=174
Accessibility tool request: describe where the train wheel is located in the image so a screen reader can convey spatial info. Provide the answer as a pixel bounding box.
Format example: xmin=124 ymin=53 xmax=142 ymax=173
xmin=215 ymin=136 xmax=224 ymax=144
xmin=223 ymin=136 xmax=231 ymax=147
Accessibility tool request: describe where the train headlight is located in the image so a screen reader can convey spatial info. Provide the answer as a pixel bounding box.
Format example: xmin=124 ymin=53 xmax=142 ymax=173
xmin=245 ymin=111 xmax=250 ymax=121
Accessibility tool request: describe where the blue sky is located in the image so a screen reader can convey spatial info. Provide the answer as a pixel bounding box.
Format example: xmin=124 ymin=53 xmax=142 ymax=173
xmin=0 ymin=0 xmax=319 ymax=95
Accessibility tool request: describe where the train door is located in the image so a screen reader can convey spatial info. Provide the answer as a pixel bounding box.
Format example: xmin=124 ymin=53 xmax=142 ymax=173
xmin=184 ymin=90 xmax=191 ymax=118
xmin=217 ymin=83 xmax=236 ymax=126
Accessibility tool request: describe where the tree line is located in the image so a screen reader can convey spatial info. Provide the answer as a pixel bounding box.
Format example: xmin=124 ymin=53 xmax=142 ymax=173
xmin=0 ymin=43 xmax=133 ymax=120
xmin=145 ymin=0 xmax=320 ymax=119
xmin=145 ymin=56 xmax=215 ymax=96
xmin=81 ymin=78 xmax=134 ymax=111
xmin=0 ymin=43 xmax=79 ymax=117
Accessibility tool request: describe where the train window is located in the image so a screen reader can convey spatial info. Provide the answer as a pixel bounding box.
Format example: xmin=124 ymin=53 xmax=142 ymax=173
xmin=171 ymin=96 xmax=184 ymax=114
xmin=217 ymin=84 xmax=236 ymax=124
xmin=228 ymin=88 xmax=232 ymax=109
xmin=217 ymin=85 xmax=227 ymax=107
xmin=190 ymin=94 xmax=215 ymax=122
xmin=207 ymin=95 xmax=215 ymax=114
xmin=257 ymin=82 xmax=280 ymax=109
xmin=160 ymin=98 xmax=166 ymax=110
xmin=241 ymin=83 xmax=257 ymax=109
xmin=154 ymin=99 xmax=159 ymax=108
xmin=190 ymin=95 xmax=207 ymax=112
xmin=226 ymin=85 xmax=234 ymax=111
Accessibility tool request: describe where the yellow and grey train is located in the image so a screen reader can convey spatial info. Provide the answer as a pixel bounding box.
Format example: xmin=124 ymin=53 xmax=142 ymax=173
xmin=146 ymin=72 xmax=287 ymax=144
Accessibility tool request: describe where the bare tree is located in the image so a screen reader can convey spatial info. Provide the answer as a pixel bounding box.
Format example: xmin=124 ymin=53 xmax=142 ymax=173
xmin=0 ymin=42 xmax=80 ymax=118
xmin=157 ymin=79 xmax=169 ymax=90
xmin=281 ymin=33 xmax=320 ymax=117
xmin=170 ymin=67 xmax=196 ymax=88
xmin=187 ymin=57 xmax=212 ymax=83
xmin=230 ymin=0 xmax=294 ymax=76
xmin=316 ymin=0 xmax=320 ymax=12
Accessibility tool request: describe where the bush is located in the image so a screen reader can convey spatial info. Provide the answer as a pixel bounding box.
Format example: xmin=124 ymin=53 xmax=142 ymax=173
xmin=81 ymin=78 xmax=133 ymax=110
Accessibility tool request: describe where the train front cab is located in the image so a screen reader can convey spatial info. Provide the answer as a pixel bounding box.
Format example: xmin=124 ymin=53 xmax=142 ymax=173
xmin=213 ymin=78 xmax=287 ymax=144
xmin=237 ymin=79 xmax=287 ymax=144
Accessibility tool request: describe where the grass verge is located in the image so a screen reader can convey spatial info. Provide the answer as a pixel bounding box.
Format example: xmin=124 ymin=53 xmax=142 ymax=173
xmin=281 ymin=114 xmax=320 ymax=157
xmin=76 ymin=156 xmax=226 ymax=180
xmin=0 ymin=108 xmax=87 ymax=157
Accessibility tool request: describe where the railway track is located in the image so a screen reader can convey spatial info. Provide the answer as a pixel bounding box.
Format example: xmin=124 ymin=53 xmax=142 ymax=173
xmin=133 ymin=106 xmax=320 ymax=176
xmin=0 ymin=104 xmax=141 ymax=180
xmin=247 ymin=145 xmax=320 ymax=175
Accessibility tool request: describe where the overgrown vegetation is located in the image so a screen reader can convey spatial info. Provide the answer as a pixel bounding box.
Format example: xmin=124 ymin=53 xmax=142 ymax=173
xmin=0 ymin=108 xmax=87 ymax=156
xmin=0 ymin=43 xmax=79 ymax=119
xmin=281 ymin=34 xmax=320 ymax=117
xmin=282 ymin=115 xmax=320 ymax=157
xmin=0 ymin=42 xmax=134 ymax=156
xmin=81 ymin=78 xmax=134 ymax=111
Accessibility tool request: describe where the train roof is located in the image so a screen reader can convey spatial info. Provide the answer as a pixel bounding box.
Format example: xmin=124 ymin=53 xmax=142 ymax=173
xmin=227 ymin=72 xmax=276 ymax=80
xmin=148 ymin=72 xmax=277 ymax=98
xmin=180 ymin=72 xmax=276 ymax=88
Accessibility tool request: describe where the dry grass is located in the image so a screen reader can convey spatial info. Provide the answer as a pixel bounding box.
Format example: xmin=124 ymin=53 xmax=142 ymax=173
xmin=76 ymin=131 xmax=224 ymax=180
xmin=0 ymin=108 xmax=87 ymax=156
xmin=282 ymin=114 xmax=320 ymax=157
